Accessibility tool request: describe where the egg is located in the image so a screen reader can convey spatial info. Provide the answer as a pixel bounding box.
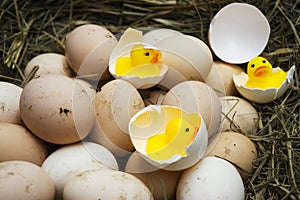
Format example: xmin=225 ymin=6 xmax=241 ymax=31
xmin=129 ymin=105 xmax=208 ymax=171
xmin=233 ymin=65 xmax=295 ymax=104
xmin=156 ymin=34 xmax=213 ymax=89
xmin=162 ymin=80 xmax=222 ymax=139
xmin=219 ymin=96 xmax=259 ymax=134
xmin=142 ymin=28 xmax=183 ymax=45
xmin=206 ymin=131 xmax=257 ymax=180
xmin=63 ymin=169 xmax=154 ymax=200
xmin=19 ymin=74 xmax=95 ymax=144
xmin=89 ymin=79 xmax=145 ymax=157
xmin=109 ymin=28 xmax=168 ymax=89
xmin=209 ymin=3 xmax=270 ymax=64
xmin=42 ymin=142 xmax=118 ymax=200
xmin=24 ymin=53 xmax=73 ymax=78
xmin=177 ymin=156 xmax=244 ymax=200
xmin=205 ymin=61 xmax=245 ymax=96
xmin=125 ymin=151 xmax=183 ymax=200
xmin=0 ymin=123 xmax=48 ymax=165
xmin=65 ymin=24 xmax=117 ymax=80
xmin=0 ymin=161 xmax=55 ymax=200
xmin=0 ymin=81 xmax=23 ymax=124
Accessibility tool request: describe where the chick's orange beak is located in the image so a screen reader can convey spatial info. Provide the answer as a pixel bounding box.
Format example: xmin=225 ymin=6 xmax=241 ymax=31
xmin=192 ymin=127 xmax=199 ymax=140
xmin=254 ymin=66 xmax=268 ymax=77
xmin=150 ymin=51 xmax=162 ymax=63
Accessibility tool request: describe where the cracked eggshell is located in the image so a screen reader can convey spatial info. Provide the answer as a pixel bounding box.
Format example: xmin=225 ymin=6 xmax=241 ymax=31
xmin=24 ymin=53 xmax=73 ymax=78
xmin=109 ymin=28 xmax=168 ymax=89
xmin=0 ymin=123 xmax=48 ymax=166
xmin=0 ymin=161 xmax=55 ymax=200
xmin=177 ymin=157 xmax=244 ymax=200
xmin=63 ymin=169 xmax=154 ymax=200
xmin=156 ymin=35 xmax=213 ymax=89
xmin=162 ymin=81 xmax=222 ymax=140
xmin=142 ymin=28 xmax=183 ymax=45
xmin=19 ymin=74 xmax=95 ymax=144
xmin=233 ymin=65 xmax=295 ymax=104
xmin=89 ymin=79 xmax=145 ymax=157
xmin=205 ymin=131 xmax=257 ymax=180
xmin=42 ymin=142 xmax=118 ymax=200
xmin=0 ymin=81 xmax=23 ymax=124
xmin=129 ymin=105 xmax=208 ymax=171
xmin=209 ymin=3 xmax=270 ymax=64
xmin=65 ymin=24 xmax=117 ymax=80
xmin=219 ymin=96 xmax=258 ymax=134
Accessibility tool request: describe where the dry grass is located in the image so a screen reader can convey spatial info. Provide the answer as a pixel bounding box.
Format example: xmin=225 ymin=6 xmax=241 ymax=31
xmin=0 ymin=0 xmax=299 ymax=199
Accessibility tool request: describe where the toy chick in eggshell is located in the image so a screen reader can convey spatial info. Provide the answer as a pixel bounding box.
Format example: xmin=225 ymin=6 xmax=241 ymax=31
xmin=115 ymin=44 xmax=162 ymax=77
xmin=146 ymin=117 xmax=200 ymax=161
xmin=245 ymin=56 xmax=288 ymax=89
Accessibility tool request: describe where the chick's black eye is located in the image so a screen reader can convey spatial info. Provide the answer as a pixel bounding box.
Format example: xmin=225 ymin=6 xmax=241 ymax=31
xmin=262 ymin=60 xmax=266 ymax=63
xmin=251 ymin=64 xmax=255 ymax=68
xmin=185 ymin=128 xmax=189 ymax=132
xmin=144 ymin=52 xmax=150 ymax=56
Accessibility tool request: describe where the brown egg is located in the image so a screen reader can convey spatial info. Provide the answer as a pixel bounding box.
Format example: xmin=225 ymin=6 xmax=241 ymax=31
xmin=219 ymin=96 xmax=258 ymax=134
xmin=19 ymin=74 xmax=95 ymax=144
xmin=205 ymin=61 xmax=245 ymax=96
xmin=0 ymin=123 xmax=48 ymax=165
xmin=65 ymin=24 xmax=117 ymax=80
xmin=90 ymin=79 xmax=145 ymax=157
xmin=206 ymin=131 xmax=257 ymax=180
xmin=125 ymin=151 xmax=183 ymax=200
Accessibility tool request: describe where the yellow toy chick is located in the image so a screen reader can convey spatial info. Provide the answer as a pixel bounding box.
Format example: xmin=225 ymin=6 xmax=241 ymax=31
xmin=245 ymin=56 xmax=287 ymax=89
xmin=146 ymin=117 xmax=199 ymax=161
xmin=115 ymin=44 xmax=162 ymax=77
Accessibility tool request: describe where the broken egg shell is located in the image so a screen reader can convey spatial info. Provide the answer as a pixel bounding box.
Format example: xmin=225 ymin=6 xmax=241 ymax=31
xmin=156 ymin=34 xmax=213 ymax=88
xmin=233 ymin=65 xmax=295 ymax=104
xmin=65 ymin=24 xmax=117 ymax=80
xmin=0 ymin=81 xmax=23 ymax=125
xmin=89 ymin=79 xmax=145 ymax=157
xmin=205 ymin=131 xmax=257 ymax=180
xmin=129 ymin=105 xmax=208 ymax=171
xmin=24 ymin=53 xmax=73 ymax=78
xmin=162 ymin=81 xmax=222 ymax=140
xmin=209 ymin=3 xmax=270 ymax=64
xmin=109 ymin=41 xmax=168 ymax=89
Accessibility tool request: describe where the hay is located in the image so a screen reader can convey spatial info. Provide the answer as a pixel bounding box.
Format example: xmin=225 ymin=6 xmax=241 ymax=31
xmin=0 ymin=0 xmax=299 ymax=199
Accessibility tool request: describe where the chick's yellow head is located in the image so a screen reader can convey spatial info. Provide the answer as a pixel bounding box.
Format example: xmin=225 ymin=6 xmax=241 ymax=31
xmin=247 ymin=56 xmax=273 ymax=78
xmin=165 ymin=118 xmax=198 ymax=142
xmin=130 ymin=44 xmax=162 ymax=66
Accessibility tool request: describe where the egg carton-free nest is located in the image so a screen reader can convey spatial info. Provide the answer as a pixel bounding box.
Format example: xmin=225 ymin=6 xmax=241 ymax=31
xmin=0 ymin=0 xmax=299 ymax=199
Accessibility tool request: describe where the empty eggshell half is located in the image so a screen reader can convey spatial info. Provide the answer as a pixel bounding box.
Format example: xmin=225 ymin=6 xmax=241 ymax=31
xmin=233 ymin=65 xmax=295 ymax=103
xmin=209 ymin=3 xmax=270 ymax=64
xmin=109 ymin=28 xmax=168 ymax=89
xmin=129 ymin=105 xmax=208 ymax=171
xmin=89 ymin=79 xmax=145 ymax=157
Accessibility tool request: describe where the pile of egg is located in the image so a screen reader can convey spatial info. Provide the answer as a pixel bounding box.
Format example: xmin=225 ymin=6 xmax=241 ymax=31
xmin=0 ymin=3 xmax=295 ymax=200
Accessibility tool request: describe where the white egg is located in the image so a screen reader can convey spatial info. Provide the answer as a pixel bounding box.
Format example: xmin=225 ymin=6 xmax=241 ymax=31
xmin=41 ymin=142 xmax=118 ymax=200
xmin=209 ymin=3 xmax=270 ymax=64
xmin=177 ymin=157 xmax=244 ymax=200
xmin=0 ymin=81 xmax=23 ymax=124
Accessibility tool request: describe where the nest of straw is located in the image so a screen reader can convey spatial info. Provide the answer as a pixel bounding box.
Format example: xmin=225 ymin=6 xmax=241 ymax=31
xmin=0 ymin=0 xmax=299 ymax=199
